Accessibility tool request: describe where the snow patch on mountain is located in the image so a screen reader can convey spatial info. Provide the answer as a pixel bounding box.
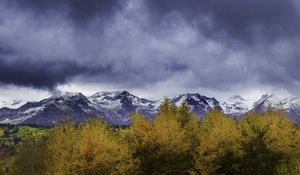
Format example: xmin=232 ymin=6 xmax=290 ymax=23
xmin=0 ymin=99 xmax=26 ymax=109
xmin=23 ymin=106 xmax=45 ymax=115
xmin=221 ymin=95 xmax=253 ymax=116
xmin=252 ymin=93 xmax=300 ymax=112
xmin=1 ymin=91 xmax=300 ymax=126
xmin=170 ymin=93 xmax=222 ymax=117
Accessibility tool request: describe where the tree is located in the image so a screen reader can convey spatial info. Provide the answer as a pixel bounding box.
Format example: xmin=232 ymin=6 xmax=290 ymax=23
xmin=44 ymin=120 xmax=135 ymax=175
xmin=44 ymin=121 xmax=80 ymax=175
xmin=239 ymin=109 xmax=300 ymax=175
xmin=10 ymin=120 xmax=136 ymax=175
xmin=9 ymin=139 xmax=47 ymax=175
xmin=122 ymin=102 xmax=197 ymax=174
xmin=75 ymin=120 xmax=135 ymax=175
xmin=194 ymin=109 xmax=242 ymax=175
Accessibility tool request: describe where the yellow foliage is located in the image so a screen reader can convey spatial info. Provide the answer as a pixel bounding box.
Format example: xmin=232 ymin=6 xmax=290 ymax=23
xmin=195 ymin=109 xmax=241 ymax=174
xmin=44 ymin=122 xmax=80 ymax=175
xmin=7 ymin=102 xmax=300 ymax=175
xmin=121 ymin=102 xmax=196 ymax=174
xmin=239 ymin=110 xmax=300 ymax=174
xmin=154 ymin=116 xmax=189 ymax=154
xmin=22 ymin=120 xmax=137 ymax=175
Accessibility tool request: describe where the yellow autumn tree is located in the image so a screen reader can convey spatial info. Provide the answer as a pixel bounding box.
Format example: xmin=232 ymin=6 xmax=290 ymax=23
xmin=239 ymin=109 xmax=300 ymax=175
xmin=9 ymin=119 xmax=136 ymax=175
xmin=7 ymin=102 xmax=300 ymax=175
xmin=194 ymin=109 xmax=242 ymax=175
xmin=121 ymin=101 xmax=198 ymax=174
xmin=44 ymin=119 xmax=135 ymax=175
xmin=43 ymin=121 xmax=80 ymax=175
xmin=75 ymin=120 xmax=136 ymax=175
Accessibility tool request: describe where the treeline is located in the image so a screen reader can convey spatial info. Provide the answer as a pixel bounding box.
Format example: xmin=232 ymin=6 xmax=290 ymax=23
xmin=2 ymin=101 xmax=300 ymax=175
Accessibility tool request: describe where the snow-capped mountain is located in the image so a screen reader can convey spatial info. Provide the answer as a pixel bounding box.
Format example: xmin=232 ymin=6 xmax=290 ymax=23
xmin=221 ymin=95 xmax=252 ymax=117
xmin=0 ymin=92 xmax=97 ymax=126
xmin=170 ymin=93 xmax=222 ymax=117
xmin=0 ymin=91 xmax=158 ymax=126
xmin=252 ymin=93 xmax=300 ymax=112
xmin=88 ymin=91 xmax=158 ymax=125
xmin=0 ymin=91 xmax=300 ymax=126
xmin=0 ymin=91 xmax=220 ymax=126
xmin=251 ymin=93 xmax=300 ymax=123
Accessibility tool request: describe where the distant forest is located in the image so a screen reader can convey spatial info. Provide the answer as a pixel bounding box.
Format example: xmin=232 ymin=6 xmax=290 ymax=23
xmin=1 ymin=100 xmax=300 ymax=175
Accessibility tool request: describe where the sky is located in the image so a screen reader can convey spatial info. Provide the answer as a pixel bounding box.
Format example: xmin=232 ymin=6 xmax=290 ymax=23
xmin=0 ymin=0 xmax=300 ymax=103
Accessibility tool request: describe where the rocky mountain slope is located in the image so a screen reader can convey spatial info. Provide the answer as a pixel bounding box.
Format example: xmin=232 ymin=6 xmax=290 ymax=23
xmin=221 ymin=95 xmax=253 ymax=117
xmin=170 ymin=93 xmax=222 ymax=117
xmin=0 ymin=91 xmax=299 ymax=126
xmin=251 ymin=93 xmax=300 ymax=123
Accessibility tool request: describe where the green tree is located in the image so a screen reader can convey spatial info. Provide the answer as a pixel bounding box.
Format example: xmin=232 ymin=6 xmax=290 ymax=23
xmin=9 ymin=139 xmax=47 ymax=175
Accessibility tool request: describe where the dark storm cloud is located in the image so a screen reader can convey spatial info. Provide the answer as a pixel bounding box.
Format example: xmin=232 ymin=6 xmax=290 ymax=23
xmin=145 ymin=0 xmax=300 ymax=43
xmin=0 ymin=0 xmax=300 ymax=96
xmin=4 ymin=0 xmax=123 ymax=25
xmin=0 ymin=56 xmax=85 ymax=90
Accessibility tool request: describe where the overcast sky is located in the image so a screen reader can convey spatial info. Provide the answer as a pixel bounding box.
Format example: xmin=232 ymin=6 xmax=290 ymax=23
xmin=0 ymin=0 xmax=300 ymax=102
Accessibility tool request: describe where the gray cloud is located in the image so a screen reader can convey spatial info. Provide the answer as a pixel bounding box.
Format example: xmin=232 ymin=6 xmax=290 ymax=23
xmin=0 ymin=56 xmax=84 ymax=90
xmin=145 ymin=0 xmax=300 ymax=44
xmin=4 ymin=0 xmax=124 ymax=25
xmin=0 ymin=0 xmax=300 ymax=97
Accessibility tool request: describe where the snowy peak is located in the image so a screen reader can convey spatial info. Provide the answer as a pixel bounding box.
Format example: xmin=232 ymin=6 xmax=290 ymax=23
xmin=90 ymin=91 xmax=122 ymax=100
xmin=1 ymin=91 xmax=300 ymax=126
xmin=39 ymin=92 xmax=92 ymax=111
xmin=54 ymin=92 xmax=90 ymax=103
xmin=170 ymin=93 xmax=221 ymax=116
xmin=115 ymin=91 xmax=131 ymax=98
xmin=252 ymin=93 xmax=300 ymax=112
xmin=221 ymin=95 xmax=250 ymax=116
xmin=88 ymin=91 xmax=157 ymax=125
xmin=89 ymin=91 xmax=155 ymax=107
xmin=90 ymin=91 xmax=135 ymax=109
xmin=0 ymin=92 xmax=96 ymax=126
xmin=228 ymin=95 xmax=246 ymax=102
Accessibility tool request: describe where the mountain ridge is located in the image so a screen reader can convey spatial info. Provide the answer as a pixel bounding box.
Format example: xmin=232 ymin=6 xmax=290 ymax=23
xmin=0 ymin=91 xmax=299 ymax=126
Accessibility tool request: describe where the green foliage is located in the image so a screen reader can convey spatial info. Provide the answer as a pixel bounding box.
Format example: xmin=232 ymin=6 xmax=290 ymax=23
xmin=0 ymin=124 xmax=50 ymax=174
xmin=5 ymin=102 xmax=300 ymax=175
xmin=9 ymin=139 xmax=47 ymax=175
xmin=0 ymin=125 xmax=50 ymax=152
xmin=0 ymin=129 xmax=4 ymax=137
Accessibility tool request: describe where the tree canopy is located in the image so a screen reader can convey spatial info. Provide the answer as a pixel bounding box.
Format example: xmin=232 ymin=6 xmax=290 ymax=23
xmin=5 ymin=101 xmax=300 ymax=175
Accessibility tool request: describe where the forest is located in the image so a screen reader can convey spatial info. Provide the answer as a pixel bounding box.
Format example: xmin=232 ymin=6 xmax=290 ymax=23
xmin=1 ymin=100 xmax=300 ymax=175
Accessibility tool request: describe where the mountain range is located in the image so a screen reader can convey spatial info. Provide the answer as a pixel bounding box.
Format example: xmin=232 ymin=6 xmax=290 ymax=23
xmin=0 ymin=91 xmax=299 ymax=126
